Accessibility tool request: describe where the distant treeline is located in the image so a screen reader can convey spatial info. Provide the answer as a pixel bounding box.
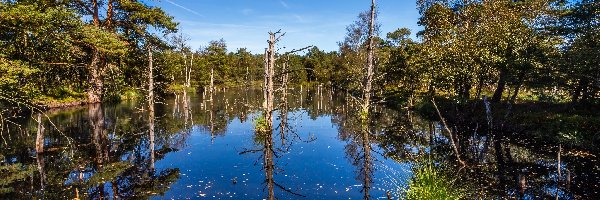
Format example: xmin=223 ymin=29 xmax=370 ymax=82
xmin=0 ymin=0 xmax=598 ymax=106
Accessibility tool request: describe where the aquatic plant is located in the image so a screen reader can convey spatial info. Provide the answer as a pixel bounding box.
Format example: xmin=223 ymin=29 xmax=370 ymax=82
xmin=254 ymin=115 xmax=269 ymax=133
xmin=404 ymin=162 xmax=464 ymax=200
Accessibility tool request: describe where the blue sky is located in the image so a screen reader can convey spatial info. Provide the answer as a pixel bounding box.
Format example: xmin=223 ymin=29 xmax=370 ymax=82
xmin=146 ymin=0 xmax=421 ymax=53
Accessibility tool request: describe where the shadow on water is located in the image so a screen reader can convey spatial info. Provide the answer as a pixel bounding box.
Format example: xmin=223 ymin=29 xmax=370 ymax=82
xmin=0 ymin=87 xmax=598 ymax=199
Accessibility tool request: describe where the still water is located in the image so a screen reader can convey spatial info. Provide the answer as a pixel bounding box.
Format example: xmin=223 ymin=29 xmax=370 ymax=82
xmin=0 ymin=87 xmax=598 ymax=199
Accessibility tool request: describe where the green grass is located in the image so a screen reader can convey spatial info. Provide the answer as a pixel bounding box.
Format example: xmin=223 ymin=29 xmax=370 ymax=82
xmin=119 ymin=88 xmax=142 ymax=100
xmin=34 ymin=86 xmax=86 ymax=105
xmin=404 ymin=162 xmax=464 ymax=200
xmin=167 ymin=84 xmax=196 ymax=93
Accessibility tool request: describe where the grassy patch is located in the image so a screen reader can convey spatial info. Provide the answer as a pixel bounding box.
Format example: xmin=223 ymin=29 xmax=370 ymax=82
xmin=404 ymin=162 xmax=464 ymax=200
xmin=119 ymin=88 xmax=142 ymax=100
xmin=34 ymin=86 xmax=86 ymax=105
xmin=167 ymin=84 xmax=195 ymax=93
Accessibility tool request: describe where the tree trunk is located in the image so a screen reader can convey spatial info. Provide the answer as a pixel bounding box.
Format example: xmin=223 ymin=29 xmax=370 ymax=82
xmin=35 ymin=112 xmax=46 ymax=189
xmin=246 ymin=62 xmax=249 ymax=83
xmin=148 ymin=46 xmax=155 ymax=171
xmin=263 ymin=33 xmax=276 ymax=130
xmin=210 ymin=67 xmax=215 ymax=93
xmin=184 ymin=53 xmax=188 ymax=86
xmin=361 ymin=126 xmax=372 ymax=199
xmin=362 ymin=0 xmax=376 ymax=117
xmin=187 ymin=53 xmax=193 ymax=87
xmin=510 ymin=71 xmax=526 ymax=103
xmin=148 ymin=47 xmax=154 ymax=110
xmin=460 ymin=77 xmax=471 ymax=98
xmin=87 ymin=0 xmax=103 ymax=103
xmin=106 ymin=0 xmax=114 ymax=29
xmin=92 ymin=0 xmax=99 ymax=27
xmin=492 ymin=69 xmax=508 ymax=102
xmin=35 ymin=113 xmax=44 ymax=153
xmin=264 ymin=128 xmax=275 ymax=200
xmin=475 ymin=76 xmax=485 ymax=99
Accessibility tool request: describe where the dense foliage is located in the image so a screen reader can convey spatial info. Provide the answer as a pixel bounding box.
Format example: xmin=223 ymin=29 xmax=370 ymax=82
xmin=0 ymin=0 xmax=598 ymax=107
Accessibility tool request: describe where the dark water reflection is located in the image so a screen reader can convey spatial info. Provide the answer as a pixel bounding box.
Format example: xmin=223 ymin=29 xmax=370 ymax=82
xmin=0 ymin=87 xmax=598 ymax=199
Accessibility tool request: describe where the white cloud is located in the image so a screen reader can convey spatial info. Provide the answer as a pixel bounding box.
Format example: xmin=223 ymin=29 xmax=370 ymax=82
xmin=279 ymin=0 xmax=289 ymax=8
xmin=164 ymin=0 xmax=203 ymax=17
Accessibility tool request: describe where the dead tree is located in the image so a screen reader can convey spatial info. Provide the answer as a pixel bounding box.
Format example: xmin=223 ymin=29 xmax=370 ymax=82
xmin=361 ymin=0 xmax=377 ymax=118
xmin=186 ymin=53 xmax=193 ymax=88
xmin=147 ymin=45 xmax=156 ymax=171
xmin=258 ymin=30 xmax=312 ymax=200
xmin=210 ymin=63 xmax=215 ymax=94
xmin=263 ymin=31 xmax=281 ymax=130
xmin=35 ymin=113 xmax=46 ymax=190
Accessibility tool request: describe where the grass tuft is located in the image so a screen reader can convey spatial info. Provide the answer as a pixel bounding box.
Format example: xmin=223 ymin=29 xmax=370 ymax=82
xmin=404 ymin=162 xmax=464 ymax=200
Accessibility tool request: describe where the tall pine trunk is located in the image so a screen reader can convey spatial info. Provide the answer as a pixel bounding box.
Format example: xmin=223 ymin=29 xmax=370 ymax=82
xmin=87 ymin=0 xmax=104 ymax=103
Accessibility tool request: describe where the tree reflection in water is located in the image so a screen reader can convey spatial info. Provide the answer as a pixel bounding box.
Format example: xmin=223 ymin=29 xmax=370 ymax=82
xmin=0 ymin=102 xmax=182 ymax=199
xmin=0 ymin=87 xmax=598 ymax=199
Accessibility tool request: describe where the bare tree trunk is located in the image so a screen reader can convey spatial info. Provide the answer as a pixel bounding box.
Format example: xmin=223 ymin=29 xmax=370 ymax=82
xmin=210 ymin=93 xmax=215 ymax=143
xmin=35 ymin=113 xmax=45 ymax=191
xmin=187 ymin=53 xmax=193 ymax=87
xmin=264 ymin=129 xmax=275 ymax=200
xmin=35 ymin=113 xmax=44 ymax=153
xmin=246 ymin=64 xmax=249 ymax=83
xmin=148 ymin=47 xmax=154 ymax=110
xmin=148 ymin=46 xmax=155 ymax=171
xmin=210 ymin=67 xmax=215 ymax=93
xmin=149 ymin=105 xmax=155 ymax=171
xmin=263 ymin=32 xmax=277 ymax=130
xmin=362 ymin=0 xmax=376 ymax=117
xmin=262 ymin=34 xmax=278 ymax=200
xmin=184 ymin=53 xmax=188 ymax=86
xmin=361 ymin=127 xmax=372 ymax=200
xmin=183 ymin=90 xmax=190 ymax=127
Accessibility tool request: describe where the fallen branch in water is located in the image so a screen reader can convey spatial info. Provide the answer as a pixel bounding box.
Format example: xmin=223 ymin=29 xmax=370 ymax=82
xmin=431 ymin=99 xmax=466 ymax=166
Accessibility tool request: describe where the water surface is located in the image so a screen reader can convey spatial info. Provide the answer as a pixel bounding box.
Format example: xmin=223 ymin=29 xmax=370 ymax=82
xmin=0 ymin=87 xmax=598 ymax=199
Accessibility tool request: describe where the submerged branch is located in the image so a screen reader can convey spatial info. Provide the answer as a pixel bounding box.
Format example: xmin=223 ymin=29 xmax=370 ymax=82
xmin=431 ymin=99 xmax=466 ymax=166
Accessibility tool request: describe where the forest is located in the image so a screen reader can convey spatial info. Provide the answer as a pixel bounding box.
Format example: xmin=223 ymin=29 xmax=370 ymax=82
xmin=0 ymin=0 xmax=598 ymax=109
xmin=0 ymin=0 xmax=599 ymax=199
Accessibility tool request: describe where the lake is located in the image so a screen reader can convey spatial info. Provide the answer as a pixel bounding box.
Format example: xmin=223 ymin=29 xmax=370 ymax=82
xmin=0 ymin=87 xmax=598 ymax=199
